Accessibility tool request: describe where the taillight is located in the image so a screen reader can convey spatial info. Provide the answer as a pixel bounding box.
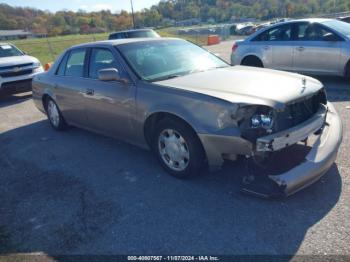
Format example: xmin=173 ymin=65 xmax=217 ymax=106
xmin=232 ymin=43 xmax=238 ymax=53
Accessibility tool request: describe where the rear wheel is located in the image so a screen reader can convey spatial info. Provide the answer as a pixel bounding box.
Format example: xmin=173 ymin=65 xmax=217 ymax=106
xmin=153 ymin=118 xmax=205 ymax=179
xmin=45 ymin=98 xmax=67 ymax=131
xmin=241 ymin=56 xmax=264 ymax=68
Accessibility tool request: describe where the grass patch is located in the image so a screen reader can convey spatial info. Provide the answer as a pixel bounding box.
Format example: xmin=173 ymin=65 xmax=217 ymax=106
xmin=8 ymin=33 xmax=109 ymax=65
xmin=7 ymin=30 xmax=207 ymax=65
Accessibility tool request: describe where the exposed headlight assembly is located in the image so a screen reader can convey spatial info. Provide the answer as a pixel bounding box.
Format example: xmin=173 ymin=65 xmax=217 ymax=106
xmin=219 ymin=104 xmax=275 ymax=132
xmin=251 ymin=113 xmax=274 ymax=129
xmin=239 ymin=105 xmax=275 ymax=143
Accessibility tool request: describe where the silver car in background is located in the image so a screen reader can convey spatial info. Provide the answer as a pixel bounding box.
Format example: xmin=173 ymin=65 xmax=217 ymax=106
xmin=231 ymin=18 xmax=350 ymax=77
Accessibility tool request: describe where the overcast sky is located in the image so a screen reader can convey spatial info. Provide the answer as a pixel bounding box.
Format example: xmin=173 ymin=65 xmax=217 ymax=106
xmin=1 ymin=0 xmax=161 ymax=12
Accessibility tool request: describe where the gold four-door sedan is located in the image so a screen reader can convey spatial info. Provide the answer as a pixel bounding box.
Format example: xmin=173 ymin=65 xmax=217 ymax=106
xmin=32 ymin=38 xmax=343 ymax=198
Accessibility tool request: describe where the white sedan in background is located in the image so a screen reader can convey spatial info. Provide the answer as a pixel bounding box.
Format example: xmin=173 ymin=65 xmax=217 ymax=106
xmin=231 ymin=18 xmax=350 ymax=77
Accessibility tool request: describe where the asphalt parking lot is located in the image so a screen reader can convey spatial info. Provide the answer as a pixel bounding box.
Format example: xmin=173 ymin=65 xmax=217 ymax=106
xmin=0 ymin=41 xmax=349 ymax=256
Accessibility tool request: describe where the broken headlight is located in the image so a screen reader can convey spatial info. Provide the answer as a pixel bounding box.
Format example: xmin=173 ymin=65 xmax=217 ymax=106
xmin=238 ymin=106 xmax=276 ymax=143
xmin=251 ymin=113 xmax=274 ymax=130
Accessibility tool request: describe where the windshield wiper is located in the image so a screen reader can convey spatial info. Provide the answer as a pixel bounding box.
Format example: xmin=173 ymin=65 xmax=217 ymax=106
xmin=150 ymin=74 xmax=182 ymax=82
xmin=165 ymin=74 xmax=181 ymax=79
xmin=211 ymin=65 xmax=230 ymax=70
xmin=188 ymin=66 xmax=229 ymax=75
xmin=188 ymin=69 xmax=206 ymax=74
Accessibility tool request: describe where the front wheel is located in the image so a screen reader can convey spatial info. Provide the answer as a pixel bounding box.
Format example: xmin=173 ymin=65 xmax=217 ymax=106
xmin=153 ymin=118 xmax=205 ymax=179
xmin=45 ymin=98 xmax=67 ymax=131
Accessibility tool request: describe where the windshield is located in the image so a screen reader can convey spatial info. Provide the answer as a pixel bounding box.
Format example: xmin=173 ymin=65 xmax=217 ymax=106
xmin=117 ymin=40 xmax=229 ymax=81
xmin=0 ymin=44 xmax=24 ymax=58
xmin=322 ymin=20 xmax=350 ymax=37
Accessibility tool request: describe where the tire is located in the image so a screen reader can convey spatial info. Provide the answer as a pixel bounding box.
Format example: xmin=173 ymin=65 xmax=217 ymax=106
xmin=45 ymin=97 xmax=67 ymax=131
xmin=153 ymin=118 xmax=205 ymax=179
xmin=241 ymin=56 xmax=264 ymax=68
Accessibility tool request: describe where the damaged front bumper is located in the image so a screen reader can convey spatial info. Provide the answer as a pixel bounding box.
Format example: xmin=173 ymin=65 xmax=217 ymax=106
xmin=254 ymin=102 xmax=343 ymax=196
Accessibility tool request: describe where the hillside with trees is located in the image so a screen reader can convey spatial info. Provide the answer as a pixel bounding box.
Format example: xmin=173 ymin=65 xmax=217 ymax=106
xmin=1 ymin=0 xmax=350 ymax=36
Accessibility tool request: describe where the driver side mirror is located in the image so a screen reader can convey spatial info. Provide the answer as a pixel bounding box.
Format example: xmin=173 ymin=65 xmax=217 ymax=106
xmin=98 ymin=68 xmax=127 ymax=84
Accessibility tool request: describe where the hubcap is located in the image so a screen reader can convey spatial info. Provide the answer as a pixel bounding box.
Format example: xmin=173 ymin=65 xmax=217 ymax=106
xmin=47 ymin=100 xmax=60 ymax=127
xmin=158 ymin=129 xmax=190 ymax=171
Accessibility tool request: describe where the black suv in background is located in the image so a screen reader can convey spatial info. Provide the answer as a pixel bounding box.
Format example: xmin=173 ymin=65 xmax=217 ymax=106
xmin=108 ymin=29 xmax=160 ymax=40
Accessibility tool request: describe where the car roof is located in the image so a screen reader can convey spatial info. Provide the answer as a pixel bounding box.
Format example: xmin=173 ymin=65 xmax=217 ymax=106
xmin=69 ymin=37 xmax=181 ymax=49
xmin=292 ymin=18 xmax=333 ymax=23
xmin=267 ymin=18 xmax=336 ymax=28
xmin=109 ymin=29 xmax=155 ymax=34
xmin=262 ymin=18 xmax=334 ymax=28
xmin=246 ymin=18 xmax=337 ymax=41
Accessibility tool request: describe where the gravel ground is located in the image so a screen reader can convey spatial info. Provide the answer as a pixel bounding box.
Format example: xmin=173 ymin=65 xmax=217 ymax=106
xmin=0 ymin=41 xmax=349 ymax=257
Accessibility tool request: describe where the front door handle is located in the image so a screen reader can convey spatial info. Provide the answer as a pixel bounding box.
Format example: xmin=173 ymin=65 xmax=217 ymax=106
xmin=86 ymin=89 xmax=94 ymax=96
xmin=297 ymin=46 xmax=305 ymax=51
xmin=264 ymin=45 xmax=270 ymax=50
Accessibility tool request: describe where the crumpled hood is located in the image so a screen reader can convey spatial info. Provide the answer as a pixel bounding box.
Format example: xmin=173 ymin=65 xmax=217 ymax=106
xmin=0 ymin=55 xmax=39 ymax=67
xmin=155 ymin=66 xmax=324 ymax=109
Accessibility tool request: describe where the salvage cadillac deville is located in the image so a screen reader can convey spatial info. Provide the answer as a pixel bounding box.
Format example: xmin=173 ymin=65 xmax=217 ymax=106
xmin=32 ymin=38 xmax=343 ymax=197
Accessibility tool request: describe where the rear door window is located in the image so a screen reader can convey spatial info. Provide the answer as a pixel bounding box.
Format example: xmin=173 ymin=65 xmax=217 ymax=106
xmin=253 ymin=24 xmax=292 ymax=41
xmin=65 ymin=49 xmax=87 ymax=77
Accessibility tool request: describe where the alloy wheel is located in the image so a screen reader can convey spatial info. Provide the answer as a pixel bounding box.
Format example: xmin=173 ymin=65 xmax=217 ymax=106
xmin=158 ymin=128 xmax=190 ymax=171
xmin=47 ymin=100 xmax=60 ymax=127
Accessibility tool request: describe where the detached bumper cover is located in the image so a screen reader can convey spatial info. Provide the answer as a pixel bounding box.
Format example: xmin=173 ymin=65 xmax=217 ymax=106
xmin=266 ymin=102 xmax=342 ymax=196
xmin=256 ymin=104 xmax=327 ymax=152
xmin=199 ymin=102 xmax=342 ymax=197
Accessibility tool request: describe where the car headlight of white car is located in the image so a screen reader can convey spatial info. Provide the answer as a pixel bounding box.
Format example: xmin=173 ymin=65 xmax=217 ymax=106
xmin=33 ymin=61 xmax=42 ymax=68
xmin=33 ymin=61 xmax=44 ymax=72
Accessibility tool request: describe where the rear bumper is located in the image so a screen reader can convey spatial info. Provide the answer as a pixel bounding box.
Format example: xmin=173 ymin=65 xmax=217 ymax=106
xmin=230 ymin=53 xmax=239 ymax=65
xmin=267 ymin=102 xmax=342 ymax=196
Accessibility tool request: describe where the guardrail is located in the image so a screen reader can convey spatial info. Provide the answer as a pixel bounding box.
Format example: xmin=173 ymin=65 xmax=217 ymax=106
xmin=317 ymin=11 xmax=350 ymax=18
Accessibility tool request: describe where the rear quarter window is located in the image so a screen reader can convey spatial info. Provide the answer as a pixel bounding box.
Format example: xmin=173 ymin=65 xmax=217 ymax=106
xmin=56 ymin=52 xmax=69 ymax=76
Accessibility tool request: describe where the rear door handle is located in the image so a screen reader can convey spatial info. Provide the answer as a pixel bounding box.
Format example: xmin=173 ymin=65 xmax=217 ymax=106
xmin=86 ymin=89 xmax=94 ymax=96
xmin=297 ymin=46 xmax=305 ymax=51
xmin=264 ymin=46 xmax=270 ymax=50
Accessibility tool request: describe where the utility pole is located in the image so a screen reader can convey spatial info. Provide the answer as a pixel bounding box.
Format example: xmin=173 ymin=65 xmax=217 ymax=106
xmin=130 ymin=0 xmax=136 ymax=29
